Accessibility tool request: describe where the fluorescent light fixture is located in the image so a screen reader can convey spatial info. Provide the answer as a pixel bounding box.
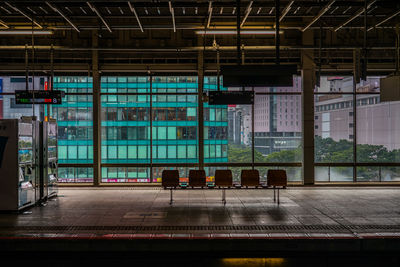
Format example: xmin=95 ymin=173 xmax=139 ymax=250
xmin=0 ymin=30 xmax=53 ymax=35
xmin=196 ymin=30 xmax=282 ymax=35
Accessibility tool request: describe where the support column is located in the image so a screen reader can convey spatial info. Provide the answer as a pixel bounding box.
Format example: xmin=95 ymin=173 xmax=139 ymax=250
xmin=92 ymin=30 xmax=101 ymax=186
xmin=301 ymin=30 xmax=315 ymax=185
xmin=197 ymin=50 xmax=204 ymax=170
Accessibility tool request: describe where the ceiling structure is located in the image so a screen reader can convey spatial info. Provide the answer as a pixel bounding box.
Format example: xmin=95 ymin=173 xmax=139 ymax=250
xmin=0 ymin=0 xmax=399 ymax=74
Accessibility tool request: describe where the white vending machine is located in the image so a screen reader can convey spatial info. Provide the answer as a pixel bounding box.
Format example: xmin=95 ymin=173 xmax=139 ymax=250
xmin=0 ymin=117 xmax=38 ymax=211
xmin=39 ymin=119 xmax=58 ymax=200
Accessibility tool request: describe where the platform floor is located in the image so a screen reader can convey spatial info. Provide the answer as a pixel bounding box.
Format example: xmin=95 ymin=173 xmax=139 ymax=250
xmin=1 ymin=186 xmax=400 ymax=237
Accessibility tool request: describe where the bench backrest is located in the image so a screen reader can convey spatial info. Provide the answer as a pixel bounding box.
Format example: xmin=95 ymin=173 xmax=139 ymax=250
xmin=267 ymin=169 xmax=287 ymax=187
xmin=214 ymin=169 xmax=233 ymax=187
xmin=162 ymin=170 xmax=180 ymax=188
xmin=189 ymin=170 xmax=206 ymax=187
xmin=241 ymin=169 xmax=260 ymax=186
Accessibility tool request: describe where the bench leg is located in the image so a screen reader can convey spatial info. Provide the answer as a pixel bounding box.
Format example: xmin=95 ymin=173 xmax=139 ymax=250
xmin=222 ymin=188 xmax=226 ymax=206
xmin=273 ymin=186 xmax=276 ymax=202
xmin=277 ymin=188 xmax=280 ymax=205
xmin=170 ymin=188 xmax=173 ymax=205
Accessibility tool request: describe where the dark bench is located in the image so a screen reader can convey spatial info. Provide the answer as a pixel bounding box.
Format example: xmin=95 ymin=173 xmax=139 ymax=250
xmin=162 ymin=169 xmax=287 ymax=205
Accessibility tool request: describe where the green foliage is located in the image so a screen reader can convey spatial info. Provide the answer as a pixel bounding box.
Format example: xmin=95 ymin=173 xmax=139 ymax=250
xmin=228 ymin=136 xmax=400 ymax=181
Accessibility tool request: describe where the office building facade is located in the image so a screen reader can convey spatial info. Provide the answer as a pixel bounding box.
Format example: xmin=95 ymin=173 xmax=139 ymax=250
xmin=253 ymin=77 xmax=302 ymax=156
xmin=51 ymin=76 xmax=229 ymax=183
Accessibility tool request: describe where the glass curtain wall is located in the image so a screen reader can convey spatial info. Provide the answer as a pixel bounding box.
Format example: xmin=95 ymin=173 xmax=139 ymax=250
xmin=0 ymin=76 xmax=94 ymax=183
xmin=51 ymin=76 xmax=93 ymax=183
xmin=314 ymin=75 xmax=400 ymax=182
xmin=3 ymin=73 xmax=399 ymax=185
xmin=356 ymin=77 xmax=400 ymax=181
xmin=48 ymin=74 xmax=303 ymax=184
xmin=100 ymin=76 xmax=151 ymax=183
xmin=314 ymin=76 xmax=354 ymax=182
xmin=100 ymin=76 xmax=199 ymax=183
xmin=0 ymin=76 xmax=44 ymax=120
xmin=203 ymin=76 xmax=302 ymax=183
xmin=254 ymin=77 xmax=302 ymax=182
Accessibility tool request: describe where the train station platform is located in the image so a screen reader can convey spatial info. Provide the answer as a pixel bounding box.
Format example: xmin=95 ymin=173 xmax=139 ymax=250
xmin=1 ymin=187 xmax=400 ymax=266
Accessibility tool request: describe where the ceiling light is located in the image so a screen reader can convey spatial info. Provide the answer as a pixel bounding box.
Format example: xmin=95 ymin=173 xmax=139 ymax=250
xmin=195 ymin=30 xmax=282 ymax=35
xmin=0 ymin=30 xmax=53 ymax=35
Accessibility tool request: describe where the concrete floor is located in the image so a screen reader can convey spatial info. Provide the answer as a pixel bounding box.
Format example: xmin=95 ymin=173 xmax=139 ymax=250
xmin=1 ymin=187 xmax=400 ymax=237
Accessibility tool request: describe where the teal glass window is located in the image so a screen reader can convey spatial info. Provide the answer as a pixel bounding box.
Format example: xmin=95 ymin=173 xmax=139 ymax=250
xmin=168 ymin=146 xmax=177 ymax=159
xmin=128 ymin=146 xmax=137 ymax=159
xmin=178 ymin=145 xmax=186 ymax=158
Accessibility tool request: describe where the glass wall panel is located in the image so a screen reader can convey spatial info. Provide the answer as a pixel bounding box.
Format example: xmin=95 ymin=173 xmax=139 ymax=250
xmin=54 ymin=76 xmax=93 ymax=93
xmin=101 ymin=76 xmax=149 ymax=93
xmin=314 ymin=89 xmax=354 ymax=162
xmin=0 ymin=76 xmax=44 ymax=120
xmin=357 ymin=166 xmax=379 ymax=182
xmin=254 ymin=76 xmax=302 ymax=163
xmin=52 ymin=76 xmax=93 ymax=164
xmin=315 ymin=167 xmax=353 ymax=182
xmin=381 ymin=167 xmax=400 ymax=181
xmin=101 ymin=167 xmax=150 ymax=183
xmin=152 ymin=76 xmax=198 ymax=163
xmin=355 ymin=76 xmax=380 ymax=93
xmin=101 ymin=77 xmax=150 ymax=165
xmin=58 ymin=167 xmax=93 ymax=183
xmin=315 ymin=76 xmax=354 ymax=93
xmin=356 ymin=78 xmax=400 ymax=163
xmin=204 ymin=77 xmax=244 ymax=163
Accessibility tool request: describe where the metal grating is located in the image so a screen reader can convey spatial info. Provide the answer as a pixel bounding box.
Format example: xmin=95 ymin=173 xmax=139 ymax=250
xmin=2 ymin=224 xmax=400 ymax=232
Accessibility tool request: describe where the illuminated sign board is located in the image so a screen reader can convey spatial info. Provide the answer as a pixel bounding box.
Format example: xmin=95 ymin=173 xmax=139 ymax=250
xmin=15 ymin=90 xmax=64 ymax=104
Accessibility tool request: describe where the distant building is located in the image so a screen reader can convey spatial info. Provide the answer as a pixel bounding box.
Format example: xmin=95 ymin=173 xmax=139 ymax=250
xmin=315 ymin=77 xmax=400 ymax=150
xmin=253 ymin=77 xmax=302 ymax=156
xmin=0 ymin=76 xmax=44 ymax=120
xmin=228 ymin=106 xmax=242 ymax=145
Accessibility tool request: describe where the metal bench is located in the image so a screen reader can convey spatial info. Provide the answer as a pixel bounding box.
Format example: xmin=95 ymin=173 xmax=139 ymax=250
xmin=162 ymin=169 xmax=287 ymax=205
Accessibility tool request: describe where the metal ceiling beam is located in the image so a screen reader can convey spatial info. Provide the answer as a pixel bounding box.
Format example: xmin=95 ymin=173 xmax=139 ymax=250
xmin=0 ymin=45 xmax=397 ymax=51
xmin=240 ymin=1 xmax=253 ymax=27
xmin=207 ymin=1 xmax=213 ymax=28
xmin=302 ymin=0 xmax=335 ymax=32
xmin=87 ymin=2 xmax=112 ymax=32
xmin=279 ymin=0 xmax=294 ymax=22
xmin=127 ymin=1 xmax=144 ymax=32
xmin=334 ymin=0 xmax=377 ymax=32
xmin=46 ymin=2 xmax=80 ymax=32
xmin=4 ymin=2 xmax=43 ymax=29
xmin=0 ymin=19 xmax=10 ymax=29
xmin=368 ymin=9 xmax=400 ymax=31
xmin=168 ymin=1 xmax=176 ymax=32
xmin=7 ymin=1 xmax=376 ymax=8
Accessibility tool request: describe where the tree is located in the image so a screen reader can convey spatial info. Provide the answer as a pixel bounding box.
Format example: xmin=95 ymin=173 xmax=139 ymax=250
xmin=227 ymin=136 xmax=400 ymax=181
